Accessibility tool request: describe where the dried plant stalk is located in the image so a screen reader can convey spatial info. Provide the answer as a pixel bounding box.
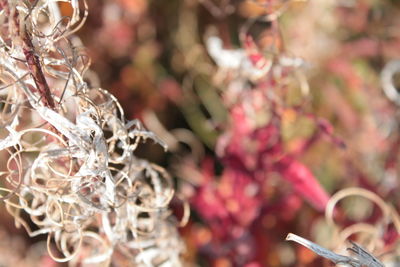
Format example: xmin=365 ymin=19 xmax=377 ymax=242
xmin=325 ymin=188 xmax=400 ymax=263
xmin=0 ymin=0 xmax=184 ymax=266
xmin=287 ymin=187 xmax=400 ymax=266
xmin=286 ymin=233 xmax=384 ymax=267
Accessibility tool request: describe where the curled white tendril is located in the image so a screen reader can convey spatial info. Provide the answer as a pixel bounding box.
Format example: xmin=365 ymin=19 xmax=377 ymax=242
xmin=287 ymin=188 xmax=400 ymax=266
xmin=0 ymin=0 xmax=184 ymax=266
xmin=381 ymin=60 xmax=400 ymax=106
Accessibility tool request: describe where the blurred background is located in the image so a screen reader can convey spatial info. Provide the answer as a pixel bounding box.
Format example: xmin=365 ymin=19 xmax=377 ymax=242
xmin=1 ymin=0 xmax=400 ymax=266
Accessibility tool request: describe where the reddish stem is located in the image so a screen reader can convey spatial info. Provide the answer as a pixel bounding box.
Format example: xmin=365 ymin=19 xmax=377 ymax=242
xmin=22 ymin=35 xmax=56 ymax=109
xmin=2 ymin=0 xmax=56 ymax=110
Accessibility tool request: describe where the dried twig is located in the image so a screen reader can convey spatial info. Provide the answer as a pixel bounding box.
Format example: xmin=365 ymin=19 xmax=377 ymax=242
xmin=0 ymin=1 xmax=184 ymax=265
xmin=286 ymin=233 xmax=384 ymax=267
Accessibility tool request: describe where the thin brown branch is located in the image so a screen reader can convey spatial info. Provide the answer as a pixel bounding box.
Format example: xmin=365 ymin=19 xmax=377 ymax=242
xmin=2 ymin=0 xmax=56 ymax=110
xmin=22 ymin=34 xmax=56 ymax=109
